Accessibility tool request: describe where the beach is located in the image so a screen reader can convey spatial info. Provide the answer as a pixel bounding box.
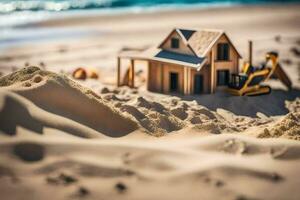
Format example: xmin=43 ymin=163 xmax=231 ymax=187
xmin=0 ymin=3 xmax=300 ymax=200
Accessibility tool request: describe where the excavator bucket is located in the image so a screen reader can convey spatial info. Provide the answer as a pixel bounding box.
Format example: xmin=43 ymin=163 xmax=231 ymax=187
xmin=273 ymin=63 xmax=292 ymax=90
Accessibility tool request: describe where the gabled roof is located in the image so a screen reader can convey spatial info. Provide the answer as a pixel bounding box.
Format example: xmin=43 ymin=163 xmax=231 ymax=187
xmin=118 ymin=28 xmax=241 ymax=70
xmin=188 ymin=29 xmax=223 ymax=57
xmin=159 ymin=28 xmax=242 ymax=58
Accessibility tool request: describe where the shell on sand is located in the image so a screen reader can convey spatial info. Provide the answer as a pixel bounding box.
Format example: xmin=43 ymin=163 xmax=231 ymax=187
xmin=72 ymin=67 xmax=87 ymax=80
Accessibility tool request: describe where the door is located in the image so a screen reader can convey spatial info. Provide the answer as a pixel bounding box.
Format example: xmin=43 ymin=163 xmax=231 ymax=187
xmin=194 ymin=74 xmax=204 ymax=94
xmin=169 ymin=72 xmax=179 ymax=92
xmin=217 ymin=70 xmax=230 ymax=86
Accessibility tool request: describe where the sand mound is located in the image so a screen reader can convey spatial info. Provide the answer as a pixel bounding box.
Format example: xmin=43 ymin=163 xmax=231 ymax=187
xmin=97 ymin=87 xmax=278 ymax=136
xmin=0 ymin=90 xmax=103 ymax=138
xmin=259 ymin=112 xmax=300 ymax=140
xmin=119 ymin=97 xmax=184 ymax=135
xmin=286 ymin=97 xmax=300 ymax=112
xmin=0 ymin=67 xmax=138 ymax=137
xmin=0 ymin=67 xmax=297 ymax=139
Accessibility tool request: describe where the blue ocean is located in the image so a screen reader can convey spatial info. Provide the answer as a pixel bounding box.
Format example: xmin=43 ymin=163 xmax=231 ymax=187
xmin=1 ymin=0 xmax=300 ymax=13
xmin=0 ymin=0 xmax=299 ymax=49
xmin=0 ymin=0 xmax=300 ymax=27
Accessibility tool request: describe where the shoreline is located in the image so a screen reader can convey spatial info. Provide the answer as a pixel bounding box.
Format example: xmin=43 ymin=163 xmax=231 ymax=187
xmin=35 ymin=3 xmax=300 ymax=27
xmin=12 ymin=3 xmax=299 ymax=28
xmin=1 ymin=3 xmax=299 ymax=52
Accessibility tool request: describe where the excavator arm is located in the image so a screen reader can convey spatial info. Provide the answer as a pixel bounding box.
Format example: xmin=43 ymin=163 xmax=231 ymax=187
xmin=227 ymin=52 xmax=292 ymax=96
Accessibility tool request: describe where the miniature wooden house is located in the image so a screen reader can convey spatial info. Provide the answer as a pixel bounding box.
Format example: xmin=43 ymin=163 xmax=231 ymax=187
xmin=117 ymin=28 xmax=241 ymax=95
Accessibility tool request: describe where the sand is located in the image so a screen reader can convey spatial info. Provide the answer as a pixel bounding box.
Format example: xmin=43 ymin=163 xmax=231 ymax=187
xmin=0 ymin=3 xmax=300 ymax=200
xmin=0 ymin=65 xmax=299 ymax=200
xmin=0 ymin=67 xmax=138 ymax=137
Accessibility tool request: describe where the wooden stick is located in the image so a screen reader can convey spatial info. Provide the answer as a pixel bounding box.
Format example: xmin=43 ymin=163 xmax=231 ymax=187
xmin=130 ymin=59 xmax=135 ymax=88
xmin=117 ymin=57 xmax=121 ymax=86
xmin=249 ymin=40 xmax=253 ymax=66
xmin=211 ymin=50 xmax=215 ymax=93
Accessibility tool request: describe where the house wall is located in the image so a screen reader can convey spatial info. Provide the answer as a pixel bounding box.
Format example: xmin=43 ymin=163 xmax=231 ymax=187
xmin=147 ymin=61 xmax=163 ymax=92
xmin=162 ymin=63 xmax=185 ymax=93
xmin=207 ymin=34 xmax=240 ymax=91
xmin=160 ymin=31 xmax=194 ymax=56
xmin=148 ymin=61 xmax=185 ymax=94
xmin=190 ymin=66 xmax=211 ymax=94
xmin=148 ymin=60 xmax=212 ymax=94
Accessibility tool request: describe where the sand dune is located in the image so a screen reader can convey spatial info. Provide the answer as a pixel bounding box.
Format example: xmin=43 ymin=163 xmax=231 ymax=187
xmin=0 ymin=90 xmax=105 ymax=138
xmin=0 ymin=67 xmax=138 ymax=137
xmin=0 ymin=67 xmax=266 ymax=137
xmin=1 ymin=67 xmax=299 ymax=139
xmin=100 ymin=86 xmax=287 ymax=137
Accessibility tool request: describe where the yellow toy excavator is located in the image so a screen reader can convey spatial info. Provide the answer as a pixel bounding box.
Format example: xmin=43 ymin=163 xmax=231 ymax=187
xmin=227 ymin=51 xmax=292 ymax=96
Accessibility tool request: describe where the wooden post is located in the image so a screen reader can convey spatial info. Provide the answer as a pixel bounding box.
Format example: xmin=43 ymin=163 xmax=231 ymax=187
xmin=117 ymin=57 xmax=121 ymax=86
xmin=160 ymin=63 xmax=164 ymax=93
xmin=130 ymin=59 xmax=135 ymax=88
xmin=183 ymin=67 xmax=188 ymax=95
xmin=188 ymin=68 xmax=191 ymax=95
xmin=147 ymin=61 xmax=150 ymax=91
xmin=249 ymin=40 xmax=253 ymax=66
xmin=210 ymin=50 xmax=215 ymax=93
xmin=183 ymin=67 xmax=192 ymax=95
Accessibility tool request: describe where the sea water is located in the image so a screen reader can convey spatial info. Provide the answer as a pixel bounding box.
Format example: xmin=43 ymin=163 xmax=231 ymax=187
xmin=1 ymin=0 xmax=300 ymax=27
xmin=0 ymin=0 xmax=299 ymax=49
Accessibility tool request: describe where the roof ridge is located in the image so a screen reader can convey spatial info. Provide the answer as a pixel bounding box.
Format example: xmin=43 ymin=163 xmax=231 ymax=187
xmin=176 ymin=27 xmax=224 ymax=32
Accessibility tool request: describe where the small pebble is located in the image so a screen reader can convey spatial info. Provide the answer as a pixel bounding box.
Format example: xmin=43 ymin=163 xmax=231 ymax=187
xmin=215 ymin=180 xmax=224 ymax=187
xmin=59 ymin=173 xmax=77 ymax=184
xmin=270 ymin=172 xmax=282 ymax=182
xmin=115 ymin=182 xmax=127 ymax=193
xmin=77 ymin=186 xmax=89 ymax=197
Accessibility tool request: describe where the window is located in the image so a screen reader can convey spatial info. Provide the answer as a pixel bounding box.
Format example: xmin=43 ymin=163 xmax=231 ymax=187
xmin=171 ymin=38 xmax=179 ymax=49
xmin=217 ymin=70 xmax=230 ymax=86
xmin=217 ymin=43 xmax=229 ymax=61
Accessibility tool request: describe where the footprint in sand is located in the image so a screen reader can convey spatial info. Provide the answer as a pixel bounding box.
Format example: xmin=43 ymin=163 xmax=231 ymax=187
xmin=13 ymin=142 xmax=44 ymax=162
xmin=72 ymin=186 xmax=90 ymax=198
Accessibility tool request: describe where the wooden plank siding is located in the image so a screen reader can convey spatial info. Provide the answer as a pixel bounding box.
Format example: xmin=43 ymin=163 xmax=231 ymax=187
xmin=206 ymin=34 xmax=240 ymax=92
xmin=129 ymin=59 xmax=135 ymax=88
xmin=148 ymin=61 xmax=211 ymax=95
xmin=117 ymin=57 xmax=121 ymax=86
xmin=162 ymin=63 xmax=185 ymax=94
